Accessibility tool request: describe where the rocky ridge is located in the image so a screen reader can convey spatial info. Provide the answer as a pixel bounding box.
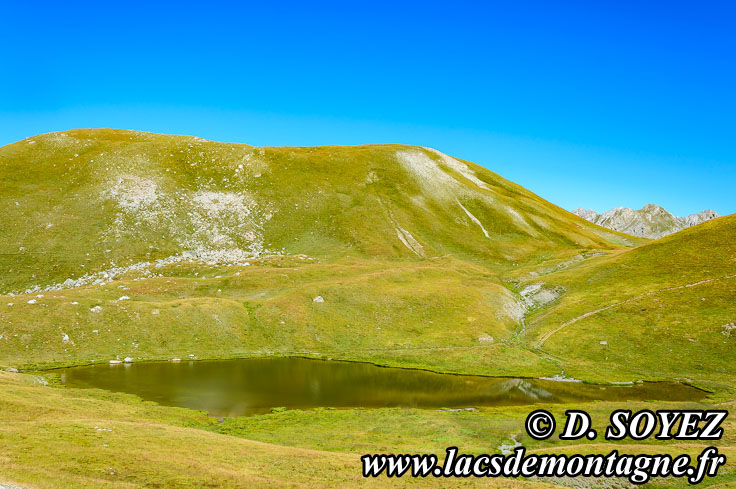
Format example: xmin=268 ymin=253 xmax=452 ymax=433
xmin=572 ymin=204 xmax=719 ymax=239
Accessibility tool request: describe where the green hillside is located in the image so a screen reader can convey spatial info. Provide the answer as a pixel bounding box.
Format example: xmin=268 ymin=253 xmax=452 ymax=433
xmin=0 ymin=129 xmax=632 ymax=290
xmin=0 ymin=129 xmax=637 ymax=372
xmin=515 ymin=214 xmax=736 ymax=390
xmin=1 ymin=128 xmax=731 ymax=388
xmin=1 ymin=130 xmax=734 ymax=489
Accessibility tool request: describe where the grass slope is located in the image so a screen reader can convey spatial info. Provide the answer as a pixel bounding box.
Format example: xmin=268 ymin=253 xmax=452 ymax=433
xmin=0 ymin=129 xmax=634 ymax=293
xmin=514 ymin=214 xmax=736 ymax=390
xmin=1 ymin=129 xmax=733 ymax=489
xmin=0 ymin=129 xmax=637 ymax=372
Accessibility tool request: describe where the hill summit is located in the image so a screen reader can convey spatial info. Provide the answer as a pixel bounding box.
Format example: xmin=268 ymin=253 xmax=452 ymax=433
xmin=1 ymin=129 xmax=632 ymax=295
xmin=0 ymin=128 xmax=640 ymax=371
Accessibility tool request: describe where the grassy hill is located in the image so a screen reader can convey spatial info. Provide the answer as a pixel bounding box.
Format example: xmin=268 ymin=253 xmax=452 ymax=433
xmin=0 ymin=129 xmax=638 ymax=372
xmin=1 ymin=129 xmax=734 ymax=489
xmin=0 ymin=129 xmax=632 ymax=291
xmin=513 ymin=214 xmax=736 ymax=390
xmin=1 ymin=129 xmax=731 ymax=384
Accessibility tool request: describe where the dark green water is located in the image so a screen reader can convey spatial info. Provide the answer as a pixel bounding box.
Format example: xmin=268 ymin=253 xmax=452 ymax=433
xmin=59 ymin=357 xmax=705 ymax=416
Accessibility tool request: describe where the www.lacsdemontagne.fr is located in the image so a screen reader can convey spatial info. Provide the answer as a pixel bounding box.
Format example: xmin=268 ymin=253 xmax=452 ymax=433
xmin=361 ymin=446 xmax=726 ymax=485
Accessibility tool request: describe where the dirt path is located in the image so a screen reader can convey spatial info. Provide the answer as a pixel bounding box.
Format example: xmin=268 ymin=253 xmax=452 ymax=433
xmin=534 ymin=273 xmax=736 ymax=348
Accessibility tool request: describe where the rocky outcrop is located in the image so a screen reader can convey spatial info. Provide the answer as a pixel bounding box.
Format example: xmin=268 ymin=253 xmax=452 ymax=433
xmin=684 ymin=209 xmax=720 ymax=227
xmin=572 ymin=204 xmax=719 ymax=239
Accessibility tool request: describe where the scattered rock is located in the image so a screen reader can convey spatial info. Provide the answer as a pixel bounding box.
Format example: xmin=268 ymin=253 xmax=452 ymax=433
xmin=123 ymin=357 xmax=133 ymax=363
xmin=109 ymin=360 xmax=122 ymax=364
xmin=722 ymin=322 xmax=735 ymax=337
xmin=539 ymin=374 xmax=582 ymax=383
xmin=27 ymin=299 xmax=36 ymax=304
xmin=498 ymin=434 xmax=522 ymax=455
xmin=90 ymin=306 xmax=102 ymax=313
xmin=477 ymin=335 xmax=494 ymax=343
xmin=313 ymin=295 xmax=325 ymax=303
xmin=32 ymin=376 xmax=48 ymax=386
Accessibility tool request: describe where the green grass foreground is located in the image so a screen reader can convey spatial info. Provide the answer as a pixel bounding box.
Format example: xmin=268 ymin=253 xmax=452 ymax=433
xmin=1 ymin=371 xmax=734 ymax=488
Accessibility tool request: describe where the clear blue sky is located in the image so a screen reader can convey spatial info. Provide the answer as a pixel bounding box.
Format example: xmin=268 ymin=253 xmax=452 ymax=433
xmin=1 ymin=1 xmax=734 ymax=216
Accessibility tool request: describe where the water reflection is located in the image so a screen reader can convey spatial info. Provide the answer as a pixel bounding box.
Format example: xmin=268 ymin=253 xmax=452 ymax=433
xmin=60 ymin=357 xmax=704 ymax=416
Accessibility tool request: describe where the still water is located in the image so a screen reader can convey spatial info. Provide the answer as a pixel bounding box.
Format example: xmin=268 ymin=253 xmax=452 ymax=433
xmin=60 ymin=357 xmax=705 ymax=416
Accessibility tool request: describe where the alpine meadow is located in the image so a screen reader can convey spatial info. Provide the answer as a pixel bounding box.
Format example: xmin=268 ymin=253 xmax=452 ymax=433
xmin=0 ymin=129 xmax=734 ymax=489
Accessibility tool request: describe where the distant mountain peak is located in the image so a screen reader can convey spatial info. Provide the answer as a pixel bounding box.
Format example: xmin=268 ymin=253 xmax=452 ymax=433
xmin=572 ymin=205 xmax=720 ymax=239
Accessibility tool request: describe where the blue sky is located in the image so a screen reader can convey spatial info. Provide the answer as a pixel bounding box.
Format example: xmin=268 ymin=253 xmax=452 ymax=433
xmin=1 ymin=1 xmax=734 ymax=216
